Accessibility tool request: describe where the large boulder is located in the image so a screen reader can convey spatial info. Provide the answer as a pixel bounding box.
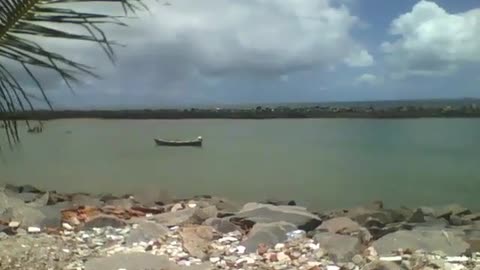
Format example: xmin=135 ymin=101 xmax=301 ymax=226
xmin=3 ymin=191 xmax=39 ymax=203
xmin=83 ymin=215 xmax=126 ymax=229
xmin=27 ymin=192 xmax=50 ymax=208
xmin=180 ymin=226 xmax=215 ymax=259
xmin=313 ymin=232 xmax=362 ymax=262
xmin=150 ymin=208 xmax=196 ymax=226
xmin=71 ymin=194 xmax=103 ymax=207
xmin=317 ymin=217 xmax=363 ymax=234
xmin=347 ymin=207 xmax=394 ymax=225
xmin=435 ymin=204 xmax=471 ymax=219
xmin=231 ymin=203 xmax=321 ymax=231
xmin=204 ymin=218 xmax=238 ymax=234
xmin=0 ymin=206 xmax=46 ymax=228
xmin=241 ymin=221 xmax=296 ymax=253
xmin=0 ymin=190 xmax=25 ymax=213
xmin=372 ymin=229 xmax=470 ymax=256
xmin=126 ymin=221 xmax=169 ymax=245
xmin=4 ymin=184 xmax=41 ymax=194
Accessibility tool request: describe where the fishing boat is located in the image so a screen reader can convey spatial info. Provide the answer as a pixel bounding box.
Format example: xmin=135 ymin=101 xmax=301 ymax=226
xmin=154 ymin=136 xmax=203 ymax=147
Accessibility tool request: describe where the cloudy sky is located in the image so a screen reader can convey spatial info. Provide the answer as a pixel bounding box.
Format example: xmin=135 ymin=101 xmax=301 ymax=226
xmin=23 ymin=0 xmax=480 ymax=108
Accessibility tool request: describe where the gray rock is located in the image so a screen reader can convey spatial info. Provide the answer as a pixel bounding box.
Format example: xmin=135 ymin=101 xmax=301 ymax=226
xmin=464 ymin=229 xmax=480 ymax=252
xmin=4 ymin=191 xmax=39 ymax=203
xmin=204 ymin=218 xmax=238 ymax=233
xmin=435 ymin=204 xmax=471 ymax=219
xmin=347 ymin=207 xmax=394 ymax=225
xmin=150 ymin=208 xmax=196 ymax=226
xmin=193 ymin=206 xmax=218 ymax=222
xmin=180 ymin=226 xmax=215 ymax=259
xmin=71 ymin=194 xmax=103 ymax=207
xmin=361 ymin=261 xmax=403 ymax=270
xmin=407 ymin=208 xmax=426 ymax=223
xmin=313 ymin=232 xmax=362 ymax=262
xmin=126 ymin=221 xmax=169 ymax=245
xmin=0 ymin=190 xmax=26 ymax=212
xmin=37 ymin=203 xmax=68 ymax=227
xmin=463 ymin=213 xmax=480 ymax=221
xmin=83 ymin=215 xmax=126 ymax=229
xmin=198 ymin=197 xmax=240 ymax=213
xmin=261 ymin=199 xmax=297 ymax=206
xmin=4 ymin=184 xmax=41 ymax=194
xmin=450 ymin=215 xmax=472 ymax=226
xmin=352 ymin=254 xmax=366 ymax=266
xmin=104 ymin=198 xmax=134 ymax=209
xmin=47 ymin=191 xmax=69 ymax=205
xmin=414 ymin=217 xmax=448 ymax=229
xmin=385 ymin=207 xmax=413 ymax=223
xmin=85 ymin=253 xmax=177 ymax=270
xmin=27 ymin=192 xmax=50 ymax=208
xmin=0 ymin=206 xmax=46 ymax=228
xmin=372 ymin=229 xmax=470 ymax=256
xmin=232 ymin=203 xmax=321 ymax=230
xmin=317 ymin=217 xmax=363 ymax=234
xmin=241 ymin=221 xmax=296 ymax=253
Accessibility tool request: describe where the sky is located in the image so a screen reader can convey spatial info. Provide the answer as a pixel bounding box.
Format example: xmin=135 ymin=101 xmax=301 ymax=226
xmin=11 ymin=0 xmax=480 ymax=108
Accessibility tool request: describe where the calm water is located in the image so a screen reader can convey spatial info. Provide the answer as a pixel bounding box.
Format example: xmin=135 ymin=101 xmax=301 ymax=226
xmin=1 ymin=119 xmax=479 ymax=210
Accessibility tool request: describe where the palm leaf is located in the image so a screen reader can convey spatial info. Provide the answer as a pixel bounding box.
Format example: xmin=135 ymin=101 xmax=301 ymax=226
xmin=0 ymin=0 xmax=148 ymax=151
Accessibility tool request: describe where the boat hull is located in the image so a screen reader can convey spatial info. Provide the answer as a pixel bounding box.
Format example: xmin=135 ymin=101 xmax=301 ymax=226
xmin=154 ymin=139 xmax=202 ymax=147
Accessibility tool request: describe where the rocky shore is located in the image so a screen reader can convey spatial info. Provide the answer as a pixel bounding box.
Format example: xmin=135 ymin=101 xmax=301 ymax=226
xmin=1 ymin=185 xmax=480 ymax=270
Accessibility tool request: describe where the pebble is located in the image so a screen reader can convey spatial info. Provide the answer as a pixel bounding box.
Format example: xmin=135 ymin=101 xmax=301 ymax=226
xmin=27 ymin=227 xmax=41 ymax=233
xmin=62 ymin=223 xmax=74 ymax=230
xmin=380 ymin=256 xmax=402 ymax=262
xmin=8 ymin=221 xmax=20 ymax=228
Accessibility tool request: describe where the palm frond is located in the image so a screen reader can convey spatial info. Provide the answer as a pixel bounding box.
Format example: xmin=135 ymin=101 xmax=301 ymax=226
xmin=0 ymin=0 xmax=148 ymax=151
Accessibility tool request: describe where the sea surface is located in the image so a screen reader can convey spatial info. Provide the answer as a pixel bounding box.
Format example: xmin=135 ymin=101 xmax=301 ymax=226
xmin=1 ymin=119 xmax=479 ymax=210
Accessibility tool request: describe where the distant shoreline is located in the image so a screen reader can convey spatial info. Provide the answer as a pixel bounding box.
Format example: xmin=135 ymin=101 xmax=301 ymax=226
xmin=2 ymin=105 xmax=480 ymax=120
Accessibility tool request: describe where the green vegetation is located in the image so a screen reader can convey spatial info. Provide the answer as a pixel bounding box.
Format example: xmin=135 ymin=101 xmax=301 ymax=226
xmin=3 ymin=103 xmax=480 ymax=120
xmin=0 ymin=0 xmax=147 ymax=150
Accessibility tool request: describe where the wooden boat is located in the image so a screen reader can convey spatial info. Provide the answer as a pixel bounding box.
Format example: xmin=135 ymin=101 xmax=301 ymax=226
xmin=154 ymin=136 xmax=203 ymax=147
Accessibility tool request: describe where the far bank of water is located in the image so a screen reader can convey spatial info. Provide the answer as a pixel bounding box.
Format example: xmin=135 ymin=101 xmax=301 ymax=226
xmin=1 ymin=118 xmax=479 ymax=210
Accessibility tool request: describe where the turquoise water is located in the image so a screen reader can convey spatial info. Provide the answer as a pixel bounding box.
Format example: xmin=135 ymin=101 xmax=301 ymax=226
xmin=1 ymin=119 xmax=479 ymax=210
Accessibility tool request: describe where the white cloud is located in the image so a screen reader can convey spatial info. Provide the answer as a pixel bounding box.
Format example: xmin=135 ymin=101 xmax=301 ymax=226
xmin=344 ymin=49 xmax=374 ymax=67
xmin=354 ymin=73 xmax=382 ymax=86
xmin=382 ymin=0 xmax=480 ymax=77
xmin=21 ymin=0 xmax=368 ymax=82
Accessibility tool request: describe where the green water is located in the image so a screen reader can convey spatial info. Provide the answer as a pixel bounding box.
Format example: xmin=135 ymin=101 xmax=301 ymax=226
xmin=1 ymin=119 xmax=479 ymax=210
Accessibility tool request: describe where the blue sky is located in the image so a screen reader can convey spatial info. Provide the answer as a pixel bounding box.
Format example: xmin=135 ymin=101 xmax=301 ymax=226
xmin=29 ymin=0 xmax=480 ymax=108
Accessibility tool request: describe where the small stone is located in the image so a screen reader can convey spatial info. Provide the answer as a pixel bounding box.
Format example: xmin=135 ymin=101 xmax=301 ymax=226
xmin=327 ymin=266 xmax=340 ymax=270
xmin=27 ymin=226 xmax=41 ymax=233
xmin=446 ymin=256 xmax=469 ymax=262
xmin=62 ymin=223 xmax=73 ymax=230
xmin=210 ymin=257 xmax=220 ymax=263
xmin=257 ymin=243 xmax=269 ymax=255
xmin=8 ymin=221 xmax=20 ymax=228
xmin=352 ymin=254 xmax=365 ymax=266
xmin=315 ymin=248 xmax=326 ymax=259
xmin=277 ymin=252 xmax=291 ymax=262
xmin=171 ymin=203 xmax=183 ymax=212
xmin=444 ymin=263 xmax=467 ymax=270
xmin=236 ymin=245 xmax=246 ymax=254
xmin=365 ymin=246 xmax=378 ymax=257
xmin=274 ymin=243 xmax=285 ymax=250
xmin=379 ymin=256 xmax=402 ymax=262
